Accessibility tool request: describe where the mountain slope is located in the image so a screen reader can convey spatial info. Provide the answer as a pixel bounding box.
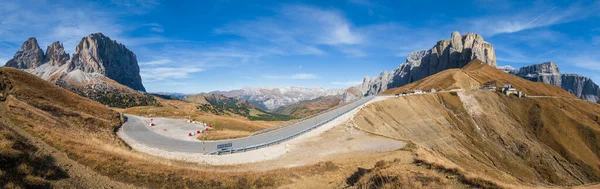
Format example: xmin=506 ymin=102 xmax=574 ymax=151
xmin=356 ymin=60 xmax=600 ymax=186
xmin=184 ymin=93 xmax=294 ymax=121
xmin=210 ymin=87 xmax=344 ymax=111
xmin=344 ymin=31 xmax=496 ymax=102
xmin=4 ymin=34 xmax=157 ymax=108
xmin=273 ymin=95 xmax=342 ymax=118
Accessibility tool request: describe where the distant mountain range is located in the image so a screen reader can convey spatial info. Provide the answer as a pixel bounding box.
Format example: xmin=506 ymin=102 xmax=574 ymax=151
xmin=4 ymin=33 xmax=157 ymax=108
xmin=209 ymin=87 xmax=344 ymax=111
xmin=501 ymin=62 xmax=599 ymax=103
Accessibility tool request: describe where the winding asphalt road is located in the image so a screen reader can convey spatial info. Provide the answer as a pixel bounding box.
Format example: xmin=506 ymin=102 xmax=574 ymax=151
xmin=121 ymin=96 xmax=375 ymax=154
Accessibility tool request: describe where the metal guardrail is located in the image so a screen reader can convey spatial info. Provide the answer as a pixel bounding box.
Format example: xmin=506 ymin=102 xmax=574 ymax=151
xmin=249 ymin=97 xmax=364 ymax=136
xmin=208 ymin=96 xmax=375 ymax=155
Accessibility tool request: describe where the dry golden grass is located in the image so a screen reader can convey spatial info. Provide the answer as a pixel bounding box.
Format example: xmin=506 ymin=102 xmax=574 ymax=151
xmin=356 ymin=61 xmax=600 ymax=187
xmin=0 ymin=67 xmax=340 ymax=188
xmin=117 ymin=97 xmax=282 ymax=134
xmin=197 ymin=129 xmax=253 ymax=141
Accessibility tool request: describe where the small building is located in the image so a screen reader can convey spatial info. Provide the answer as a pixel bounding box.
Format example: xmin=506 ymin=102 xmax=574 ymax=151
xmin=501 ymin=84 xmax=523 ymax=97
xmin=414 ymin=90 xmax=423 ymax=94
xmin=431 ymin=88 xmax=437 ymax=93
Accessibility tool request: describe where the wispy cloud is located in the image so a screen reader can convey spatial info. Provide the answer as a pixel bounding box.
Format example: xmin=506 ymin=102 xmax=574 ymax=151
xmin=263 ymin=73 xmax=318 ymax=80
xmin=467 ymin=3 xmax=598 ymax=36
xmin=139 ymin=59 xmax=173 ymax=66
xmin=593 ymin=36 xmax=600 ymax=46
xmin=215 ymin=5 xmax=362 ymax=56
xmin=572 ymin=56 xmax=600 ymax=72
xmin=140 ymin=67 xmax=204 ymax=83
xmin=331 ymin=80 xmax=362 ymax=86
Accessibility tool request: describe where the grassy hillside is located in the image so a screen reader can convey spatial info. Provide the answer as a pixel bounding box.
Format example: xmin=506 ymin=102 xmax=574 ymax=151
xmin=354 ymin=60 xmax=600 ymax=187
xmin=0 ymin=67 xmax=299 ymax=188
xmin=0 ymin=124 xmax=68 ymax=188
xmin=184 ymin=93 xmax=294 ymax=121
xmin=274 ymin=95 xmax=343 ymax=118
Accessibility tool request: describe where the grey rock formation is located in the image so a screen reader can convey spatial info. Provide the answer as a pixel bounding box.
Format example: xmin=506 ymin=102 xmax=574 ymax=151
xmin=514 ymin=62 xmax=562 ymax=86
xmin=5 ymin=38 xmax=45 ymax=69
xmin=69 ymin=33 xmax=145 ymax=92
xmin=344 ymin=31 xmax=496 ymax=102
xmin=4 ymin=33 xmax=155 ymax=107
xmin=44 ymin=41 xmax=70 ymax=66
xmin=560 ymin=74 xmax=599 ymax=103
xmin=508 ymin=62 xmax=600 ymax=103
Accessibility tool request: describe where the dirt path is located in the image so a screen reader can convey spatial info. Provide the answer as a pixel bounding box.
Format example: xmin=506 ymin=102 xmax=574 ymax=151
xmin=1 ymin=118 xmax=137 ymax=188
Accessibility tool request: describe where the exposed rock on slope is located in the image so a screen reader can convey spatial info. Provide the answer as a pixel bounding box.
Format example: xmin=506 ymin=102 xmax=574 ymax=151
xmin=513 ymin=62 xmax=562 ymax=86
xmin=344 ymin=31 xmax=496 ymax=102
xmin=210 ymin=87 xmax=344 ymax=111
xmin=508 ymin=62 xmax=600 ymax=103
xmin=5 ymin=38 xmax=45 ymax=69
xmin=4 ymin=34 xmax=157 ymax=108
xmin=68 ymin=33 xmax=145 ymax=91
xmin=561 ymin=74 xmax=600 ymax=103
xmin=44 ymin=41 xmax=70 ymax=66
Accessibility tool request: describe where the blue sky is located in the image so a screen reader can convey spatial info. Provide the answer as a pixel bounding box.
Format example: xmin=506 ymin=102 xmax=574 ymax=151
xmin=1 ymin=0 xmax=599 ymax=93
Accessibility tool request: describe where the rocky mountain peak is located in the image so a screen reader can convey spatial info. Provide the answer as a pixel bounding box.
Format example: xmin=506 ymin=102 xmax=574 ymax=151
xmin=514 ymin=61 xmax=561 ymax=86
xmin=507 ymin=61 xmax=599 ymax=103
xmin=68 ymin=33 xmax=146 ymax=92
xmin=5 ymin=37 xmax=45 ymax=69
xmin=561 ymin=74 xmax=599 ymax=103
xmin=343 ymin=31 xmax=496 ymax=102
xmin=44 ymin=41 xmax=70 ymax=66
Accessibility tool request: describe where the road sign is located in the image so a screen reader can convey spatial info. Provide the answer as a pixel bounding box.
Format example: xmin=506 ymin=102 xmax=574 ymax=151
xmin=217 ymin=143 xmax=232 ymax=149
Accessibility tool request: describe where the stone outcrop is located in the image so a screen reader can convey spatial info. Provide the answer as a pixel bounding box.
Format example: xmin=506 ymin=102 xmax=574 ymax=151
xmin=4 ymin=33 xmax=156 ymax=108
xmin=561 ymin=74 xmax=600 ymax=102
xmin=5 ymin=38 xmax=45 ymax=69
xmin=44 ymin=41 xmax=70 ymax=66
xmin=69 ymin=33 xmax=145 ymax=91
xmin=344 ymin=31 xmax=496 ymax=102
xmin=513 ymin=62 xmax=562 ymax=86
xmin=509 ymin=62 xmax=600 ymax=103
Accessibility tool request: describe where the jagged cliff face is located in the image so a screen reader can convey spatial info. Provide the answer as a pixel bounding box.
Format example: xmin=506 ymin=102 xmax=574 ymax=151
xmin=344 ymin=31 xmax=496 ymax=102
xmin=4 ymin=34 xmax=156 ymax=108
xmin=44 ymin=41 xmax=70 ymax=66
xmin=5 ymin=38 xmax=45 ymax=69
xmin=513 ymin=62 xmax=562 ymax=86
xmin=561 ymin=74 xmax=600 ymax=103
xmin=509 ymin=62 xmax=600 ymax=103
xmin=69 ymin=33 xmax=145 ymax=91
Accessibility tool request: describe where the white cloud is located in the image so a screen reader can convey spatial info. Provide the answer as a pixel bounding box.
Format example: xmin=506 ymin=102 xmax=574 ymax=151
xmin=215 ymin=5 xmax=362 ymax=57
xmin=467 ymin=3 xmax=598 ymax=36
xmin=574 ymin=60 xmax=600 ymax=72
xmin=0 ymin=58 xmax=8 ymax=66
xmin=593 ymin=36 xmax=600 ymax=46
xmin=140 ymin=67 xmax=204 ymax=82
xmin=293 ymin=73 xmax=317 ymax=79
xmin=340 ymin=48 xmax=366 ymax=57
xmin=331 ymin=81 xmax=362 ymax=86
xmin=262 ymin=73 xmax=318 ymax=80
xmin=139 ymin=59 xmax=173 ymax=66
